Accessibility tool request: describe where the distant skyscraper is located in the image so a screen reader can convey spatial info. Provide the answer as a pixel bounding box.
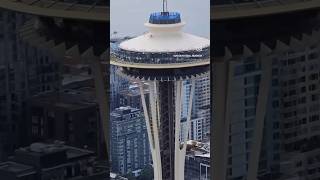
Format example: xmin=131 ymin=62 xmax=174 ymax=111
xmin=111 ymin=7 xmax=210 ymax=180
xmin=110 ymin=65 xmax=129 ymax=110
xmin=0 ymin=142 xmax=107 ymax=180
xmin=29 ymin=89 xmax=104 ymax=156
xmin=0 ymin=9 xmax=39 ymax=160
xmin=185 ymin=140 xmax=210 ymax=180
xmin=110 ymin=106 xmax=151 ymax=175
xmin=119 ymin=83 xmax=149 ymax=111
xmin=0 ymin=0 xmax=109 ymax=164
xmin=212 ymin=1 xmax=320 ymax=179
xmin=194 ymin=75 xmax=210 ymax=112
xmin=180 ymin=75 xmax=210 ymax=142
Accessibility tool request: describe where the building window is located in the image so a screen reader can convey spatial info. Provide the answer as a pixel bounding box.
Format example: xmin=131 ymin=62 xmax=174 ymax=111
xmin=245 ymin=108 xmax=256 ymax=117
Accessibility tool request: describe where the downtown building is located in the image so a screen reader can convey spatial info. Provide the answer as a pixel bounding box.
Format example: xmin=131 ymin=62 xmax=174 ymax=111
xmin=212 ymin=0 xmax=320 ymax=180
xmin=110 ymin=64 xmax=130 ymax=110
xmin=181 ymin=76 xmax=210 ymax=142
xmin=0 ymin=0 xmax=109 ymax=165
xmin=110 ymin=106 xmax=151 ymax=175
xmin=119 ymin=83 xmax=149 ymax=111
xmin=0 ymin=142 xmax=107 ymax=180
xmin=185 ymin=140 xmax=210 ymax=180
xmin=0 ymin=7 xmax=51 ymax=161
xmin=29 ymin=88 xmax=105 ymax=157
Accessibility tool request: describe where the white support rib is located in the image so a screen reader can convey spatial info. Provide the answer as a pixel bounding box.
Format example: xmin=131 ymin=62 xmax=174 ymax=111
xmin=180 ymin=79 xmax=196 ymax=180
xmin=149 ymin=81 xmax=163 ymax=180
xmin=173 ymin=79 xmax=196 ymax=180
xmin=212 ymin=61 xmax=229 ymax=180
xmin=138 ymin=81 xmax=158 ymax=179
xmin=174 ymin=80 xmax=183 ymax=180
xmin=156 ymin=81 xmax=161 ymax=132
xmin=183 ymin=79 xmax=196 ymax=151
xmin=247 ymin=57 xmax=272 ymax=180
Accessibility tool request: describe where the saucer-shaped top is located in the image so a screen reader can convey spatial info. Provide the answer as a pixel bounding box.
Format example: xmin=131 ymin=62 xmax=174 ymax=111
xmin=111 ymin=12 xmax=210 ymax=69
xmin=119 ymin=14 xmax=209 ymax=53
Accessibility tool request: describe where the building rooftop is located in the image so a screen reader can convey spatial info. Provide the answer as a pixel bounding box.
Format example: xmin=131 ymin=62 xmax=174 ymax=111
xmin=112 ymin=106 xmax=140 ymax=115
xmin=0 ymin=0 xmax=109 ymax=22
xmin=62 ymin=74 xmax=93 ymax=86
xmin=0 ymin=161 xmax=35 ymax=175
xmin=110 ymin=172 xmax=128 ymax=180
xmin=120 ymin=83 xmax=149 ymax=97
xmin=186 ymin=140 xmax=210 ymax=158
xmin=0 ymin=143 xmax=105 ymax=179
xmin=31 ymin=89 xmax=96 ymax=111
xmin=16 ymin=142 xmax=94 ymax=159
xmin=111 ymin=106 xmax=142 ymax=122
xmin=212 ymin=0 xmax=320 ymax=20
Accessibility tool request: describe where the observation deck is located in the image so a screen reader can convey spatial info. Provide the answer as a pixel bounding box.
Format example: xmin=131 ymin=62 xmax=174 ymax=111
xmin=110 ymin=12 xmax=210 ymax=69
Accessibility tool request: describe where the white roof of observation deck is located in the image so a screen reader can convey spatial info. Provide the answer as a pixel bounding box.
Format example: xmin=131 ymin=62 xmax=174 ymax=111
xmin=119 ymin=22 xmax=210 ymax=53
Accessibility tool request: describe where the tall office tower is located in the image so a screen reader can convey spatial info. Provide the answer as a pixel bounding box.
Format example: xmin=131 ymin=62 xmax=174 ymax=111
xmin=111 ymin=6 xmax=210 ymax=180
xmin=0 ymin=142 xmax=108 ymax=180
xmin=0 ymin=9 xmax=33 ymax=160
xmin=110 ymin=64 xmax=129 ymax=110
xmin=0 ymin=0 xmax=109 ymax=162
xmin=0 ymin=66 xmax=6 ymax=159
xmin=182 ymin=75 xmax=210 ymax=129
xmin=180 ymin=76 xmax=210 ymax=142
xmin=185 ymin=140 xmax=210 ymax=180
xmin=212 ymin=1 xmax=320 ymax=180
xmin=30 ymin=89 xmax=102 ymax=155
xmin=110 ymin=106 xmax=151 ymax=175
xmin=119 ymin=83 xmax=149 ymax=111
xmin=194 ymin=75 xmax=210 ymax=112
xmin=193 ymin=76 xmax=210 ymax=140
xmin=189 ymin=109 xmax=211 ymax=141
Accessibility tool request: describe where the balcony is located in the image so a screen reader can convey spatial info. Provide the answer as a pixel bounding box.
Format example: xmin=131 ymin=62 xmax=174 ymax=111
xmin=111 ymin=45 xmax=210 ymax=65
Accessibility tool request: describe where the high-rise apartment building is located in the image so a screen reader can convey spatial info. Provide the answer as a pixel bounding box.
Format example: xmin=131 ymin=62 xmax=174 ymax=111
xmin=0 ymin=8 xmax=35 ymax=161
xmin=110 ymin=64 xmax=129 ymax=110
xmin=212 ymin=0 xmax=320 ymax=179
xmin=0 ymin=0 xmax=109 ymax=164
xmin=110 ymin=106 xmax=151 ymax=175
xmin=119 ymin=83 xmax=149 ymax=111
xmin=0 ymin=142 xmax=107 ymax=180
xmin=181 ymin=76 xmax=210 ymax=142
xmin=185 ymin=140 xmax=210 ymax=180
xmin=29 ymin=88 xmax=104 ymax=157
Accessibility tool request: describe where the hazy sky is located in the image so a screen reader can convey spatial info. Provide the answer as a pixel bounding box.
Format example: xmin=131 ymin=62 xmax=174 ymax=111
xmin=110 ymin=0 xmax=210 ymax=38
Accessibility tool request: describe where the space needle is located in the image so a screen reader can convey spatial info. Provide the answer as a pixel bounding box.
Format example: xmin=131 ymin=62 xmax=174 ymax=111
xmin=110 ymin=0 xmax=210 ymax=179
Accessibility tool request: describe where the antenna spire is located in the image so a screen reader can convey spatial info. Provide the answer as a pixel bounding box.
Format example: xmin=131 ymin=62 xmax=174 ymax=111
xmin=162 ymin=0 xmax=168 ymax=12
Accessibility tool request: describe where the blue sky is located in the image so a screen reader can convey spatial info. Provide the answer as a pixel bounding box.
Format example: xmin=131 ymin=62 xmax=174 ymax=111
xmin=111 ymin=0 xmax=210 ymax=38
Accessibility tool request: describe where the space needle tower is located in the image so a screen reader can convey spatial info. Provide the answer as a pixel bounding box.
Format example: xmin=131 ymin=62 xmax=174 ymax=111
xmin=111 ymin=0 xmax=210 ymax=179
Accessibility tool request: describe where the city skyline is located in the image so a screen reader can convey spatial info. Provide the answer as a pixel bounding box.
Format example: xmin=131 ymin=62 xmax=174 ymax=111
xmin=110 ymin=0 xmax=210 ymax=38
xmin=110 ymin=0 xmax=210 ymax=179
xmin=0 ymin=0 xmax=319 ymax=180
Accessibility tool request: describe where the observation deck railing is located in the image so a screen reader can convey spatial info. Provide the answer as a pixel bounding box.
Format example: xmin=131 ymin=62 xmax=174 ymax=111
xmin=111 ymin=46 xmax=210 ymax=65
xmin=149 ymin=12 xmax=181 ymax=24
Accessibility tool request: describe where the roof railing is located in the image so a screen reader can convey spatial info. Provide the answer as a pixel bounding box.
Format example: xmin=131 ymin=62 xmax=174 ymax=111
xmin=149 ymin=12 xmax=181 ymax=24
